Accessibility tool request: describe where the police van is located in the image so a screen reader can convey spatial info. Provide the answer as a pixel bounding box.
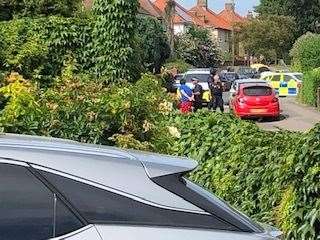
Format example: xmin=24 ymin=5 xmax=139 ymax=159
xmin=260 ymin=72 xmax=303 ymax=96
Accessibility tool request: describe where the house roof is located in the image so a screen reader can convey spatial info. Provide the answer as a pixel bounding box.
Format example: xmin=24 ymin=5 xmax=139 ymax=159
xmin=218 ymin=8 xmax=246 ymax=27
xmin=154 ymin=0 xmax=194 ymax=24
xmin=139 ymin=0 xmax=163 ymax=18
xmin=188 ymin=5 xmax=231 ymax=30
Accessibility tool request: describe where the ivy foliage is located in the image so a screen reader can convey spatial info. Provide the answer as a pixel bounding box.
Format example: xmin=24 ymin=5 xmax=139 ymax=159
xmin=169 ymin=112 xmax=319 ymax=240
xmin=0 ymin=16 xmax=93 ymax=85
xmin=92 ymin=0 xmax=139 ymax=82
xmin=0 ymin=0 xmax=82 ymax=20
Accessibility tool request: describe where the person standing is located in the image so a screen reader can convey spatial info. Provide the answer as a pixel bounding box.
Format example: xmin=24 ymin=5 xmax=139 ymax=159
xmin=192 ymin=78 xmax=203 ymax=112
xmin=210 ymin=74 xmax=224 ymax=113
xmin=178 ymin=79 xmax=193 ymax=114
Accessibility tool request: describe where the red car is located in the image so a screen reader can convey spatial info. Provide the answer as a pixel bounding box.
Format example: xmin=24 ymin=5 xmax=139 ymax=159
xmin=230 ymin=83 xmax=280 ymax=119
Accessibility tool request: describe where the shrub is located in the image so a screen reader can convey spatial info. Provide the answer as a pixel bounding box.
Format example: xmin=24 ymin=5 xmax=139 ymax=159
xmin=299 ymin=68 xmax=320 ymax=106
xmin=136 ymin=16 xmax=170 ymax=74
xmin=0 ymin=70 xmax=174 ymax=152
xmin=290 ymin=33 xmax=320 ymax=72
xmin=168 ymin=111 xmax=319 ymax=240
xmin=0 ymin=16 xmax=93 ymax=85
xmin=0 ymin=0 xmax=82 ymax=20
xmin=164 ymin=58 xmax=191 ymax=74
xmin=175 ymin=26 xmax=221 ymax=68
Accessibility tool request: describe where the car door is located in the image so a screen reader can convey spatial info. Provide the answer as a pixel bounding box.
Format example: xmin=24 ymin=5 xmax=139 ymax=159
xmin=0 ymin=159 xmax=101 ymax=240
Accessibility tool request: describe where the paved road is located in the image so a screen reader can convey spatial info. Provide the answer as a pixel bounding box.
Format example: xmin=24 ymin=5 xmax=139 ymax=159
xmin=222 ymin=93 xmax=319 ymax=132
xmin=257 ymin=97 xmax=320 ymax=132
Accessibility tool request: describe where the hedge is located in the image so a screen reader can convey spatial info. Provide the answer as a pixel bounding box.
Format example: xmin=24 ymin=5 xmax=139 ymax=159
xmin=299 ymin=68 xmax=320 ymax=107
xmin=169 ymin=112 xmax=319 ymax=240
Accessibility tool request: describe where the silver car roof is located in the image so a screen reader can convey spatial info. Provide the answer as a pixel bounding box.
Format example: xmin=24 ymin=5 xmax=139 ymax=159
xmin=0 ymin=134 xmax=202 ymax=212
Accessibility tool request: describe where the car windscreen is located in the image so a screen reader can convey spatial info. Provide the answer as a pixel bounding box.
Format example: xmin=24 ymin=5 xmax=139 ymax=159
xmin=243 ymin=86 xmax=272 ymax=96
xmin=185 ymin=74 xmax=210 ymax=83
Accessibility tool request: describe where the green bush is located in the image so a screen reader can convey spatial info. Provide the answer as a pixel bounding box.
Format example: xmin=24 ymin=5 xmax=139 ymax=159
xmin=0 ymin=0 xmax=82 ymax=20
xmin=0 ymin=16 xmax=93 ymax=85
xmin=300 ymin=68 xmax=320 ymax=106
xmin=168 ymin=112 xmax=319 ymax=240
xmin=136 ymin=16 xmax=170 ymax=74
xmin=164 ymin=58 xmax=191 ymax=73
xmin=0 ymin=69 xmax=174 ymax=152
xmin=290 ymin=33 xmax=320 ymax=72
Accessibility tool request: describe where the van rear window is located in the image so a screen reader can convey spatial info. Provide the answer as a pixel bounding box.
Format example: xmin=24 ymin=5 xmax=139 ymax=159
xmin=243 ymin=86 xmax=272 ymax=96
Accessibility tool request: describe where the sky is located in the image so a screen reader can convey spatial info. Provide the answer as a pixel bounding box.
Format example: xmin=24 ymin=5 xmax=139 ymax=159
xmin=175 ymin=0 xmax=260 ymax=15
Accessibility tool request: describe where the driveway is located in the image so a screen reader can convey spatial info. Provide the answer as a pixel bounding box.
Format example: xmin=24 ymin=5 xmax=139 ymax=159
xmin=257 ymin=97 xmax=320 ymax=132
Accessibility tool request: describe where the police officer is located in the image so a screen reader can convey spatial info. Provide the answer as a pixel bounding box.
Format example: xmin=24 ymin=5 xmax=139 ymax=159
xmin=210 ymin=74 xmax=224 ymax=113
xmin=192 ymin=78 xmax=203 ymax=112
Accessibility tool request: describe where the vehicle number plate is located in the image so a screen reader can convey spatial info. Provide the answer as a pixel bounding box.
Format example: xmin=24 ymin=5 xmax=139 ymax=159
xmin=250 ymin=109 xmax=267 ymax=113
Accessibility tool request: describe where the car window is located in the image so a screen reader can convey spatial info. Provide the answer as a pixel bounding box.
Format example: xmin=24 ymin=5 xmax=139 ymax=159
xmin=243 ymin=86 xmax=273 ymax=96
xmin=0 ymin=163 xmax=84 ymax=240
xmin=152 ymin=174 xmax=263 ymax=233
xmin=271 ymin=75 xmax=281 ymax=81
xmin=185 ymin=74 xmax=210 ymax=83
xmin=284 ymin=75 xmax=292 ymax=82
xmin=40 ymin=170 xmax=236 ymax=231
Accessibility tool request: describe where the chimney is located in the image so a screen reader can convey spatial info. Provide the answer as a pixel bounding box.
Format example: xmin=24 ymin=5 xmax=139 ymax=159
xmin=247 ymin=11 xmax=253 ymax=19
xmin=197 ymin=0 xmax=208 ymax=8
xmin=225 ymin=2 xmax=235 ymax=11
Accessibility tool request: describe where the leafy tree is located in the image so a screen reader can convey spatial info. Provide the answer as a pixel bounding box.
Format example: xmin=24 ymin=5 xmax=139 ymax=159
xmin=92 ymin=0 xmax=139 ymax=82
xmin=175 ymin=26 xmax=220 ymax=68
xmin=256 ymin=0 xmax=320 ymax=35
xmin=0 ymin=0 xmax=82 ymax=20
xmin=237 ymin=15 xmax=296 ymax=62
xmin=136 ymin=16 xmax=170 ymax=74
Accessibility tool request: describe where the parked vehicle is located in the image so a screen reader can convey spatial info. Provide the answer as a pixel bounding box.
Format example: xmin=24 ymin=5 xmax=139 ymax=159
xmin=236 ymin=67 xmax=259 ymax=79
xmin=260 ymin=72 xmax=303 ymax=96
xmin=220 ymin=72 xmax=239 ymax=91
xmin=230 ymin=83 xmax=280 ymax=119
xmin=0 ymin=134 xmax=282 ymax=240
xmin=251 ymin=64 xmax=271 ymax=74
xmin=176 ymin=69 xmax=212 ymax=104
xmin=229 ymin=79 xmax=268 ymax=104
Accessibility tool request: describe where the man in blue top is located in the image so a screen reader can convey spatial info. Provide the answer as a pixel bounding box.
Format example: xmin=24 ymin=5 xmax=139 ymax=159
xmin=179 ymin=79 xmax=193 ymax=113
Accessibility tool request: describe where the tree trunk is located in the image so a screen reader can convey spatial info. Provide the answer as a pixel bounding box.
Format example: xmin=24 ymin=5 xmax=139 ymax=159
xmin=164 ymin=0 xmax=176 ymax=58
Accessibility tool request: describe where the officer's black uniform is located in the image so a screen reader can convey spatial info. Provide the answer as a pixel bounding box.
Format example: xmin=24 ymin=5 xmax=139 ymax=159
xmin=193 ymin=83 xmax=203 ymax=112
xmin=209 ymin=82 xmax=224 ymax=112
